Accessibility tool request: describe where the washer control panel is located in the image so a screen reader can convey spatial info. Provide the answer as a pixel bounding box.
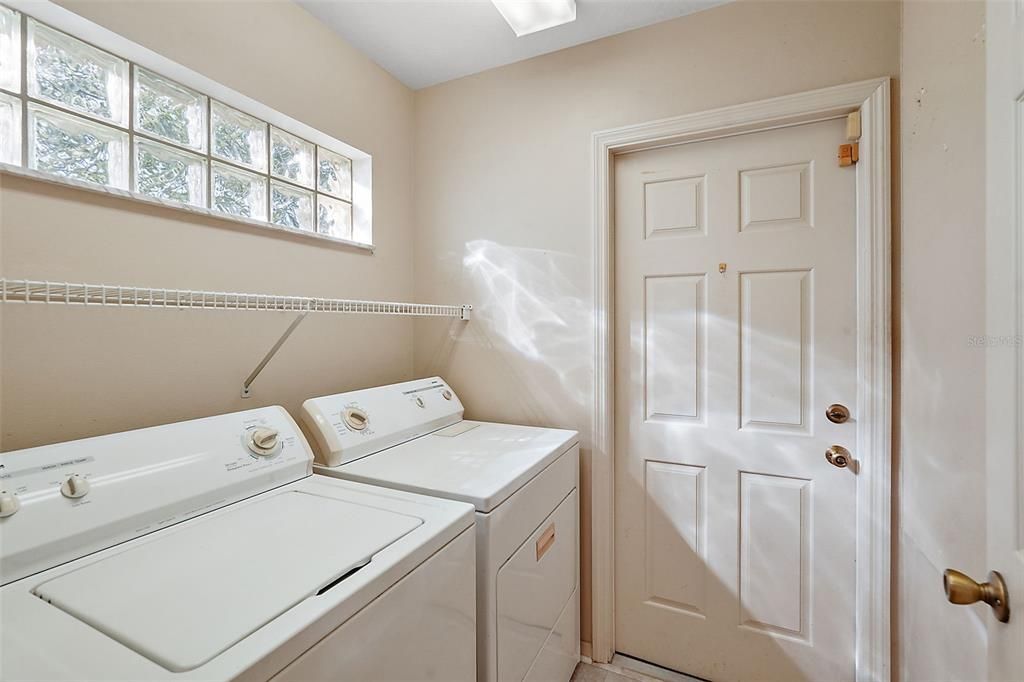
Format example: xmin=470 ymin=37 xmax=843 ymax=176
xmin=0 ymin=406 xmax=313 ymax=586
xmin=301 ymin=377 xmax=464 ymax=468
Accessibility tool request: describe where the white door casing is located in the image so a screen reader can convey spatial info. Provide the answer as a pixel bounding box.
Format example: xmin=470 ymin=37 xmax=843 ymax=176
xmin=614 ymin=118 xmax=857 ymax=681
xmin=590 ymin=79 xmax=892 ymax=682
xmin=985 ymin=0 xmax=1024 ymax=678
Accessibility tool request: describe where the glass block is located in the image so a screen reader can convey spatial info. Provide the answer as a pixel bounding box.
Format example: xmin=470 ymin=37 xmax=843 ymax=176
xmin=135 ymin=68 xmax=206 ymax=152
xmin=211 ymin=101 xmax=266 ymax=172
xmin=28 ymin=20 xmax=128 ymax=126
xmin=317 ymin=195 xmax=352 ymax=240
xmin=271 ymin=127 xmax=313 ymax=188
xmin=28 ymin=103 xmax=128 ymax=188
xmin=0 ymin=5 xmax=21 ymax=93
xmin=135 ymin=138 xmax=206 ymax=208
xmin=0 ymin=90 xmax=21 ymax=165
xmin=271 ymin=181 xmax=313 ymax=231
xmin=317 ymin=147 xmax=351 ymax=201
xmin=212 ymin=161 xmax=267 ymax=221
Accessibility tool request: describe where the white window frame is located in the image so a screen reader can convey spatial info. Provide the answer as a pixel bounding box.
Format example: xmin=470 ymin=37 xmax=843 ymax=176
xmin=1 ymin=0 xmax=373 ymax=251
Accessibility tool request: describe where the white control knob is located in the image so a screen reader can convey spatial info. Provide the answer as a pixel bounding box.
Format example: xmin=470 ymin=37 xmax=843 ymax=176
xmin=442 ymin=389 xmax=453 ymax=401
xmin=0 ymin=490 xmax=20 ymax=518
xmin=247 ymin=427 xmax=280 ymax=456
xmin=344 ymin=407 xmax=369 ymax=431
xmin=61 ymin=474 xmax=90 ymax=499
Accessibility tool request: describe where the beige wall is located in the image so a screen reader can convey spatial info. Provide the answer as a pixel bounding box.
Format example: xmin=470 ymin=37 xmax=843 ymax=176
xmin=412 ymin=0 xmax=899 ymax=648
xmin=0 ymin=0 xmax=417 ymax=449
xmin=897 ymin=1 xmax=988 ymax=680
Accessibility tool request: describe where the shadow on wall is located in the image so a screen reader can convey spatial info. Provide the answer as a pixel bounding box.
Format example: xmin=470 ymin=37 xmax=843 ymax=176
xmin=420 ymin=239 xmax=592 ymax=432
xmin=415 ymin=237 xmax=597 ymax=642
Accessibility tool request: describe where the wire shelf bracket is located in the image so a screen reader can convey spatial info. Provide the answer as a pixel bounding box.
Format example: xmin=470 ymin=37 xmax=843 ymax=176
xmin=0 ymin=278 xmax=473 ymax=398
xmin=241 ymin=311 xmax=309 ymax=399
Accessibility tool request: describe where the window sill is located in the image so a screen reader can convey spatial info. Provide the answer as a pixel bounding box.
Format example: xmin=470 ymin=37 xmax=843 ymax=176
xmin=0 ymin=162 xmax=375 ymax=253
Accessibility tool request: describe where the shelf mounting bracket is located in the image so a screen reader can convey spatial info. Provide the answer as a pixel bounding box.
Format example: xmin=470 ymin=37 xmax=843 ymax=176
xmin=241 ymin=311 xmax=309 ymax=399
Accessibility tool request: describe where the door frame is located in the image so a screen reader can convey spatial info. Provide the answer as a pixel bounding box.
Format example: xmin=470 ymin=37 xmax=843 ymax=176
xmin=590 ymin=77 xmax=893 ymax=682
xmin=985 ymin=0 xmax=1023 ymax=676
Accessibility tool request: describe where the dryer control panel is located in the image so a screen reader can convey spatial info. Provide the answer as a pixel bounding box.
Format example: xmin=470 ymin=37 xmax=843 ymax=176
xmin=0 ymin=407 xmax=312 ymax=586
xmin=301 ymin=377 xmax=464 ymax=468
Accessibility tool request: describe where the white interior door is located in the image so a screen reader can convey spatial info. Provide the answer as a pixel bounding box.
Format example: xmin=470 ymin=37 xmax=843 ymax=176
xmin=985 ymin=0 xmax=1024 ymax=678
xmin=613 ymin=118 xmax=859 ymax=681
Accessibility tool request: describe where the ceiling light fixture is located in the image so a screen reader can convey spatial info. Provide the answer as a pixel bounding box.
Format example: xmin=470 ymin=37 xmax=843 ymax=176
xmin=491 ymin=0 xmax=577 ymax=37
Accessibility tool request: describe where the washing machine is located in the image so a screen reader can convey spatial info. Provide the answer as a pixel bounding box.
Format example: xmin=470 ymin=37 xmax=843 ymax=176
xmin=0 ymin=406 xmax=476 ymax=681
xmin=301 ymin=377 xmax=580 ymax=682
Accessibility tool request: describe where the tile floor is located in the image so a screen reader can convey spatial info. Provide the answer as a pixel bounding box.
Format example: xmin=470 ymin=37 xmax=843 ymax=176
xmin=571 ymin=654 xmax=705 ymax=682
xmin=571 ymin=662 xmax=629 ymax=682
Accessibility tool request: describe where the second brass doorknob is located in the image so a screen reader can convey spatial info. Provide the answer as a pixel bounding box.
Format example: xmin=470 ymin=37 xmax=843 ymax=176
xmin=943 ymin=568 xmax=1010 ymax=623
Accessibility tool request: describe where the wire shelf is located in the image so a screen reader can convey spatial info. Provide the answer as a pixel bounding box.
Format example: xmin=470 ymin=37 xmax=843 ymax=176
xmin=0 ymin=278 xmax=472 ymax=320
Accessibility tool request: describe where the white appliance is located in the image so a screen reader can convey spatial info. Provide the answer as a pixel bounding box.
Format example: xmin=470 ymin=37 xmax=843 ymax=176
xmin=301 ymin=377 xmax=580 ymax=682
xmin=0 ymin=407 xmax=476 ymax=681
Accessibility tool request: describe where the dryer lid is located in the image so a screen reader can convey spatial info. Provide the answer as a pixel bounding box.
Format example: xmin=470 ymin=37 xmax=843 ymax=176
xmin=324 ymin=421 xmax=579 ymax=512
xmin=32 ymin=490 xmax=421 ymax=672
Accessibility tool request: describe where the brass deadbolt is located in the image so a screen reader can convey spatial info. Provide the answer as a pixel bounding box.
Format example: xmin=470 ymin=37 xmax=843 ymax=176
xmin=826 ymin=404 xmax=851 ymax=424
xmin=944 ymin=569 xmax=1011 ymax=623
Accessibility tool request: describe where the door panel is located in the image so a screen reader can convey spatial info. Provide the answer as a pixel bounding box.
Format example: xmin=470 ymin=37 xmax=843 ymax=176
xmin=739 ymin=162 xmax=812 ymax=231
xmin=643 ymin=460 xmax=707 ymax=617
xmin=613 ymin=118 xmax=857 ymax=682
xmin=644 ymin=274 xmax=705 ymax=422
xmin=644 ymin=175 xmax=707 ymax=237
xmin=738 ymin=472 xmax=810 ymax=639
xmin=739 ymin=269 xmax=811 ymax=432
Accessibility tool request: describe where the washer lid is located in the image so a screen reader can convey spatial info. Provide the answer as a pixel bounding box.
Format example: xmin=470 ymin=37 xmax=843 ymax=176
xmin=325 ymin=422 xmax=579 ymax=512
xmin=32 ymin=490 xmax=421 ymax=672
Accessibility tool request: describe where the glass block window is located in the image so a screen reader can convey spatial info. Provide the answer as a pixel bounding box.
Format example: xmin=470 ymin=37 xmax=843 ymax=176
xmin=28 ymin=102 xmax=127 ymax=188
xmin=0 ymin=90 xmax=19 ymax=165
xmin=271 ymin=126 xmax=313 ymax=188
xmin=212 ymin=101 xmax=266 ymax=172
xmin=135 ymin=138 xmax=205 ymax=207
xmin=0 ymin=4 xmax=363 ymax=245
xmin=135 ymin=68 xmax=205 ymax=152
xmin=271 ymin=181 xmax=313 ymax=231
xmin=0 ymin=5 xmax=20 ymax=93
xmin=317 ymin=146 xmax=351 ymax=201
xmin=318 ymin=194 xmax=352 ymax=240
xmin=212 ymin=161 xmax=267 ymax=221
xmin=28 ymin=19 xmax=128 ymax=126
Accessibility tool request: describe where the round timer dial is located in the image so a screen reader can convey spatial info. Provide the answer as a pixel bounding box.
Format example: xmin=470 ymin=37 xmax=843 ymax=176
xmin=246 ymin=427 xmax=281 ymax=457
xmin=60 ymin=474 xmax=90 ymax=499
xmin=344 ymin=407 xmax=369 ymax=431
xmin=0 ymin=490 xmax=20 ymax=518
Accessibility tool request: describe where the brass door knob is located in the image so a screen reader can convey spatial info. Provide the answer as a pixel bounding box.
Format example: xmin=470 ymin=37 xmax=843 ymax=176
xmin=825 ymin=445 xmax=852 ymax=468
xmin=943 ymin=569 xmax=1010 ymax=623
